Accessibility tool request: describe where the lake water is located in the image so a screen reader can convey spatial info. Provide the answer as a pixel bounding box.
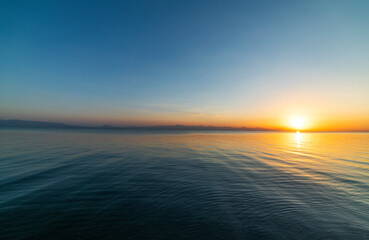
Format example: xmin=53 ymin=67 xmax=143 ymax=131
xmin=0 ymin=129 xmax=368 ymax=239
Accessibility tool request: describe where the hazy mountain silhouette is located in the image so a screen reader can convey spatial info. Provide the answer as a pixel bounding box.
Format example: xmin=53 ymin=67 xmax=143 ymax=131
xmin=0 ymin=119 xmax=275 ymax=131
xmin=0 ymin=119 xmax=74 ymax=128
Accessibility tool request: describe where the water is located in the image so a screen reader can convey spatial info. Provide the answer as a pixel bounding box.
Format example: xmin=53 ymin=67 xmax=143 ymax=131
xmin=0 ymin=129 xmax=368 ymax=240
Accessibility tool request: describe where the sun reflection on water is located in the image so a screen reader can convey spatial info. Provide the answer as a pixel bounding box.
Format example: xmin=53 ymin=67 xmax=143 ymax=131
xmin=295 ymin=131 xmax=302 ymax=148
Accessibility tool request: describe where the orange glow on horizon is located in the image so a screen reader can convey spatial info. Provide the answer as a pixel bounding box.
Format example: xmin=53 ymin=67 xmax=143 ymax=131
xmin=6 ymin=108 xmax=368 ymax=132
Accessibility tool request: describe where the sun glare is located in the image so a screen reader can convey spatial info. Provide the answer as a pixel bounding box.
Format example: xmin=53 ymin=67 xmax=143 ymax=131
xmin=290 ymin=116 xmax=306 ymax=130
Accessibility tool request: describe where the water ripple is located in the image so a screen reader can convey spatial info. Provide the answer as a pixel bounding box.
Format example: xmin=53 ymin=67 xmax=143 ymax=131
xmin=0 ymin=129 xmax=368 ymax=239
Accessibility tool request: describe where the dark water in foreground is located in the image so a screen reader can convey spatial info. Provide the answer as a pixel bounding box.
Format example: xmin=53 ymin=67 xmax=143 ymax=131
xmin=0 ymin=129 xmax=368 ymax=240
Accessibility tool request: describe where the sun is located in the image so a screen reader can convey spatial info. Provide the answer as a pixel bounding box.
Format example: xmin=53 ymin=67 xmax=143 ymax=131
xmin=290 ymin=116 xmax=306 ymax=130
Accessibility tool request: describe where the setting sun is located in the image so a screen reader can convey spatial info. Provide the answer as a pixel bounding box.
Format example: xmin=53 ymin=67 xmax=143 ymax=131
xmin=290 ymin=116 xmax=306 ymax=130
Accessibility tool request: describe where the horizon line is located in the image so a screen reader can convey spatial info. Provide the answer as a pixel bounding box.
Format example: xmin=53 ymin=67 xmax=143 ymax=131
xmin=0 ymin=119 xmax=368 ymax=133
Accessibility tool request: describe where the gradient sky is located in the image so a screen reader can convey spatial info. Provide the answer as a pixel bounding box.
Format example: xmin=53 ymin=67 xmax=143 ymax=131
xmin=1 ymin=0 xmax=369 ymax=130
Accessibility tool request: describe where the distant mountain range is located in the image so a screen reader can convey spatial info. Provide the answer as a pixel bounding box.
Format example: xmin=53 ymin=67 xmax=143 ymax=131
xmin=0 ymin=119 xmax=275 ymax=131
xmin=0 ymin=119 xmax=72 ymax=128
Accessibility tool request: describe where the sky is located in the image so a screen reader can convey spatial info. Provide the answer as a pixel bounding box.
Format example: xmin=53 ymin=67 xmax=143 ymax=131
xmin=1 ymin=0 xmax=369 ymax=131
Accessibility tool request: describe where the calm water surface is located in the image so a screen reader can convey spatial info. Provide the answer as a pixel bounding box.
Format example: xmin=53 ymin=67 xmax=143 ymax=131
xmin=0 ymin=129 xmax=368 ymax=239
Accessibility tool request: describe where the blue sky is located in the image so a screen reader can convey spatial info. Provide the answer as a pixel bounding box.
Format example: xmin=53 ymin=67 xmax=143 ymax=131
xmin=1 ymin=0 xmax=368 ymax=129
